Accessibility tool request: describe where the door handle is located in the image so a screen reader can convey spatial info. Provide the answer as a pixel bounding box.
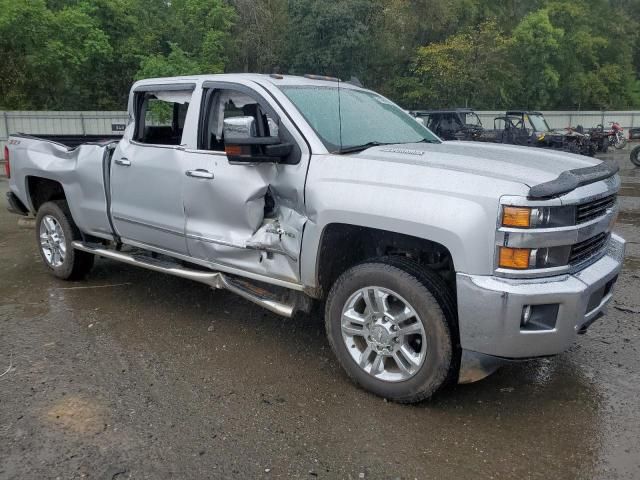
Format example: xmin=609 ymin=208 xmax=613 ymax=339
xmin=115 ymin=158 xmax=131 ymax=166
xmin=186 ymin=169 xmax=214 ymax=179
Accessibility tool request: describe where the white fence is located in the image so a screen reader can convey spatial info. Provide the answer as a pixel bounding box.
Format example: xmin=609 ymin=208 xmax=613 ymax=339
xmin=475 ymin=111 xmax=640 ymax=131
xmin=2 ymin=109 xmax=640 ymax=150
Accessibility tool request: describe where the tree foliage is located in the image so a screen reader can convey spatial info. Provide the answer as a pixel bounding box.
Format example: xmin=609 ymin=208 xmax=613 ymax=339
xmin=406 ymin=21 xmax=511 ymax=108
xmin=0 ymin=0 xmax=639 ymax=110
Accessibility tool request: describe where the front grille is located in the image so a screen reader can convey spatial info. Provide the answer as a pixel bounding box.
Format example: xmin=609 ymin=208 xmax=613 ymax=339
xmin=576 ymin=194 xmax=616 ymax=224
xmin=569 ymin=233 xmax=609 ymax=265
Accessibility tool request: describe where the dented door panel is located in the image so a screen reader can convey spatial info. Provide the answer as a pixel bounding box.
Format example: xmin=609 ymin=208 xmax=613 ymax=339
xmin=179 ymin=79 xmax=311 ymax=284
xmin=182 ymin=151 xmax=306 ymax=283
xmin=182 ymin=152 xmax=275 ymax=244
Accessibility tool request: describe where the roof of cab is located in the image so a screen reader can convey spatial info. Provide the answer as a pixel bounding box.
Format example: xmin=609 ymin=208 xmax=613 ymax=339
xmin=131 ymin=73 xmax=366 ymax=91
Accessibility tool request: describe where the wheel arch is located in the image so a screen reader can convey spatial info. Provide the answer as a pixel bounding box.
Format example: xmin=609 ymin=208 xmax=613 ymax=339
xmin=306 ymin=222 xmax=457 ymax=300
xmin=25 ymin=176 xmax=68 ymax=213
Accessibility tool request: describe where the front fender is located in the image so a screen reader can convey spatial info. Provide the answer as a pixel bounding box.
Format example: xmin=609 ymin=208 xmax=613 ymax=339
xmin=300 ymin=175 xmax=503 ymax=288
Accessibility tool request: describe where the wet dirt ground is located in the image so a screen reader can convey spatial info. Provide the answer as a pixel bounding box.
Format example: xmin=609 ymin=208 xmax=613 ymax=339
xmin=1 ymin=150 xmax=639 ymax=480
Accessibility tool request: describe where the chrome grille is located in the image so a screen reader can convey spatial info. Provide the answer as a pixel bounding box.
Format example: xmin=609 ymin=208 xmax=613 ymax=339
xmin=569 ymin=233 xmax=609 ymax=265
xmin=576 ymin=195 xmax=616 ymax=224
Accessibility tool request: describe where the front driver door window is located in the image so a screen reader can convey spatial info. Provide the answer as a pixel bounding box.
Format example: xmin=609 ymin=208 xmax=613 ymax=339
xmin=200 ymin=90 xmax=279 ymax=152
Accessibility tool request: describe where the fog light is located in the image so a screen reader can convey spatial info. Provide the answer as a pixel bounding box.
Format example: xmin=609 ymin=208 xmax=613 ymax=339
xmin=520 ymin=304 xmax=559 ymax=331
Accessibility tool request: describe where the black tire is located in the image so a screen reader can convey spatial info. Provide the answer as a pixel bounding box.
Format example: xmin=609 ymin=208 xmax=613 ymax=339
xmin=325 ymin=257 xmax=458 ymax=403
xmin=35 ymin=201 xmax=94 ymax=280
xmin=631 ymin=145 xmax=640 ymax=167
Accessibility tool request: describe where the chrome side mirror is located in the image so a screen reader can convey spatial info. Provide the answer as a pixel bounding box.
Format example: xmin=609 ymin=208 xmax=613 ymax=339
xmin=223 ymin=115 xmax=292 ymax=164
xmin=223 ymin=116 xmax=256 ymax=142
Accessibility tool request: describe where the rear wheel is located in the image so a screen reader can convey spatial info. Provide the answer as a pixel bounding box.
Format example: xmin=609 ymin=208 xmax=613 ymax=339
xmin=325 ymin=257 xmax=458 ymax=403
xmin=631 ymin=145 xmax=640 ymax=167
xmin=35 ymin=201 xmax=94 ymax=280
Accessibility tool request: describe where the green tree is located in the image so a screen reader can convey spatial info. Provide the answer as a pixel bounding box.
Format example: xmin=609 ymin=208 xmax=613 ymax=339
xmin=136 ymin=43 xmax=202 ymax=79
xmin=287 ymin=0 xmax=383 ymax=79
xmin=507 ymin=9 xmax=563 ymax=109
xmin=35 ymin=3 xmax=113 ymax=108
xmin=228 ymin=0 xmax=289 ymax=73
xmin=544 ymin=0 xmax=639 ymax=109
xmin=0 ymin=0 xmax=51 ymax=108
xmin=1 ymin=0 xmax=640 ymax=110
xmin=0 ymin=0 xmax=112 ymax=109
xmin=133 ymin=0 xmax=236 ymax=79
xmin=405 ymin=21 xmax=511 ymax=109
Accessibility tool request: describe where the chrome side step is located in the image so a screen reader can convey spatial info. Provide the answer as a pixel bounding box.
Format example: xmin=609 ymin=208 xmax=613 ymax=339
xmin=72 ymin=242 xmax=296 ymax=317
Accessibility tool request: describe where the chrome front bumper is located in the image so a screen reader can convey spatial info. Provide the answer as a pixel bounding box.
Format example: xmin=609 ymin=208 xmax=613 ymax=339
xmin=456 ymin=233 xmax=625 ymax=359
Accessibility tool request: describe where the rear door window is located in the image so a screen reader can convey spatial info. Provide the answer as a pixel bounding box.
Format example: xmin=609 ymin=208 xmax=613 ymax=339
xmin=134 ymin=89 xmax=193 ymax=145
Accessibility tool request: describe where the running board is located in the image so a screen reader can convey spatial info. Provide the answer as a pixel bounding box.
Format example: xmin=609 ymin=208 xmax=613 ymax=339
xmin=72 ymin=242 xmax=296 ymax=317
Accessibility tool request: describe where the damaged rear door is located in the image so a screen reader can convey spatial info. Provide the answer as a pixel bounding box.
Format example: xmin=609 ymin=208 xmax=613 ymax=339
xmin=181 ymin=81 xmax=309 ymax=284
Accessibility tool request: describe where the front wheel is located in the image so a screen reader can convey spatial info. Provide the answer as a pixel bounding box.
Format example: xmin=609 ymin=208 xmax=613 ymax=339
xmin=614 ymin=135 xmax=627 ymax=149
xmin=35 ymin=201 xmax=94 ymax=280
xmin=631 ymin=145 xmax=640 ymax=167
xmin=325 ymin=258 xmax=458 ymax=403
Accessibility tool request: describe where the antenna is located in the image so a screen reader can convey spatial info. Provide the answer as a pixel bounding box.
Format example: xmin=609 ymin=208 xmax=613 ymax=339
xmin=337 ymin=78 xmax=343 ymax=152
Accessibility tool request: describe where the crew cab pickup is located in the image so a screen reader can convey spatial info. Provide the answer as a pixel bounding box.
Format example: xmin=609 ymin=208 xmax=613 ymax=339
xmin=4 ymin=74 xmax=625 ymax=402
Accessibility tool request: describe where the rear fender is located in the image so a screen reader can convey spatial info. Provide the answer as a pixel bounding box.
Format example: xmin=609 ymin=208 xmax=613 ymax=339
xmin=10 ymin=136 xmax=116 ymax=239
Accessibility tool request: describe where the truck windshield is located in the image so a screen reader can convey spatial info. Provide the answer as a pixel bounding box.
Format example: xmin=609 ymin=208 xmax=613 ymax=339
xmin=528 ymin=114 xmax=551 ymax=132
xmin=279 ymin=85 xmax=440 ymax=153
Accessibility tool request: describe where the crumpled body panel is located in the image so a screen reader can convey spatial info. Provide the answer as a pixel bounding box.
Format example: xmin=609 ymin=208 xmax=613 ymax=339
xmin=246 ymin=206 xmax=307 ymax=260
xmin=7 ymin=135 xmax=115 ymax=240
xmin=182 ymin=151 xmax=308 ymax=284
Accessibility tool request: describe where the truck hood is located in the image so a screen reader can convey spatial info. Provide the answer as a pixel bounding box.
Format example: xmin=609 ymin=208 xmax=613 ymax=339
xmin=355 ymin=141 xmax=601 ymax=188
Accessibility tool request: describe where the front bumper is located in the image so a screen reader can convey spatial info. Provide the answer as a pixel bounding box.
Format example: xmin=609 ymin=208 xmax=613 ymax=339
xmin=456 ymin=233 xmax=625 ymax=359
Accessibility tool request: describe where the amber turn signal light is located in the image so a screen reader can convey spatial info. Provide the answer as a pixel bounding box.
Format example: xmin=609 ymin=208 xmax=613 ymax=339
xmin=225 ymin=145 xmax=249 ymax=156
xmin=502 ymin=207 xmax=531 ymax=228
xmin=498 ymin=247 xmax=531 ymax=269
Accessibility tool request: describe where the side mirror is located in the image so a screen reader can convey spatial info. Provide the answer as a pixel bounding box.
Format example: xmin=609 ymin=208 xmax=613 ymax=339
xmin=223 ymin=116 xmax=256 ymax=142
xmin=223 ymin=116 xmax=292 ymax=163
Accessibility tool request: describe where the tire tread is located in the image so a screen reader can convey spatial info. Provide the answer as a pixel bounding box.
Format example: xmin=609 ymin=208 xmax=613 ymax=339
xmin=325 ymin=256 xmax=459 ymax=403
xmin=35 ymin=201 xmax=94 ymax=280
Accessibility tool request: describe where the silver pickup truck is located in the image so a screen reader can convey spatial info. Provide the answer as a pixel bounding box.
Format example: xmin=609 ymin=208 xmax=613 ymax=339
xmin=4 ymin=74 xmax=625 ymax=402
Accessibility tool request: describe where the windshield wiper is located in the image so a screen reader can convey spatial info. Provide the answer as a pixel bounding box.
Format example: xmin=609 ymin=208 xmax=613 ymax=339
xmin=337 ymin=139 xmax=438 ymax=154
xmin=337 ymin=141 xmax=391 ymax=154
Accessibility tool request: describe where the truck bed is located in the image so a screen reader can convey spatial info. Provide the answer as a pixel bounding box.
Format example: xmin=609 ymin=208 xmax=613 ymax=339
xmin=14 ymin=133 xmax=122 ymax=149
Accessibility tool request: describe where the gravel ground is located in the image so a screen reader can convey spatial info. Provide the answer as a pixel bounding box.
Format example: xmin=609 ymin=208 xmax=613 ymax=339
xmin=0 ymin=148 xmax=639 ymax=480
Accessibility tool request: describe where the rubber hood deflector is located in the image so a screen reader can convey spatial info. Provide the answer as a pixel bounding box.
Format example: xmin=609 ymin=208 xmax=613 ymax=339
xmin=528 ymin=160 xmax=619 ymax=199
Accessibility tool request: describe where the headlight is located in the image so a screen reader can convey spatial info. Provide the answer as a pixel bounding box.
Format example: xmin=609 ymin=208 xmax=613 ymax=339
xmin=498 ymin=245 xmax=572 ymax=269
xmin=502 ymin=206 xmax=575 ymax=229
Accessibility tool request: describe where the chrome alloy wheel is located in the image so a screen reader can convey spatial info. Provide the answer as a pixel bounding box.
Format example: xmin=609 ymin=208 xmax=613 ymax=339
xmin=341 ymin=286 xmax=426 ymax=382
xmin=39 ymin=214 xmax=66 ymax=267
